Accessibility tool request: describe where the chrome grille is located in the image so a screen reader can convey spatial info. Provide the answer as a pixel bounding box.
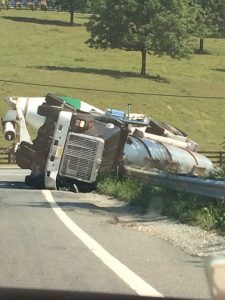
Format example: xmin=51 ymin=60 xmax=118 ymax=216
xmin=59 ymin=133 xmax=104 ymax=182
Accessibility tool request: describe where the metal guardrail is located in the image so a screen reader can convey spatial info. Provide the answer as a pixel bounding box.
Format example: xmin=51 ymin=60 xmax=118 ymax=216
xmin=125 ymin=166 xmax=225 ymax=199
xmin=199 ymin=151 xmax=225 ymax=168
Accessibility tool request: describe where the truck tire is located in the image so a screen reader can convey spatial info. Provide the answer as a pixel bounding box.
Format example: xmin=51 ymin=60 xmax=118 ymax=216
xmin=38 ymin=105 xmax=62 ymax=120
xmin=15 ymin=141 xmax=35 ymax=169
xmin=76 ymin=182 xmax=95 ymax=193
xmin=16 ymin=154 xmax=32 ymax=169
xmin=17 ymin=141 xmax=36 ymax=160
xmin=25 ymin=174 xmax=44 ymax=188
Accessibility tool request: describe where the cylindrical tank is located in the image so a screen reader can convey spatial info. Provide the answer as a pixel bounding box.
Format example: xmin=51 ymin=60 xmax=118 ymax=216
xmin=165 ymin=144 xmax=213 ymax=174
xmin=124 ymin=137 xmax=171 ymax=170
xmin=4 ymin=96 xmax=46 ymax=130
xmin=124 ymin=136 xmax=214 ymax=175
xmin=4 ymin=122 xmax=16 ymax=141
xmin=4 ymin=96 xmax=104 ymax=130
xmin=17 ymin=97 xmax=46 ymax=129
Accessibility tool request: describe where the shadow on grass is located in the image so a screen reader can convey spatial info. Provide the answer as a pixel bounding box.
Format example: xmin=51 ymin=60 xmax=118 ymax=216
xmin=212 ymin=68 xmax=225 ymax=73
xmin=194 ymin=49 xmax=212 ymax=55
xmin=1 ymin=16 xmax=82 ymax=27
xmin=34 ymin=65 xmax=170 ymax=83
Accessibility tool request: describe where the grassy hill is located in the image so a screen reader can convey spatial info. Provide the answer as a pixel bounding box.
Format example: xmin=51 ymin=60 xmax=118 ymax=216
xmin=0 ymin=9 xmax=225 ymax=150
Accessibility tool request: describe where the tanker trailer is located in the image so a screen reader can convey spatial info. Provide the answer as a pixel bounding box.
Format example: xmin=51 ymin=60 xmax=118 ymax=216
xmin=123 ymin=135 xmax=213 ymax=176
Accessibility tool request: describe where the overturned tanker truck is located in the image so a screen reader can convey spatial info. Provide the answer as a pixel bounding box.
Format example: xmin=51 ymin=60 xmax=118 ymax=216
xmin=2 ymin=93 xmax=214 ymax=191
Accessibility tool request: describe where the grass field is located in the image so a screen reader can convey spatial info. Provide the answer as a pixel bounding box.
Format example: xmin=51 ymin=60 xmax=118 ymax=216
xmin=0 ymin=9 xmax=225 ymax=150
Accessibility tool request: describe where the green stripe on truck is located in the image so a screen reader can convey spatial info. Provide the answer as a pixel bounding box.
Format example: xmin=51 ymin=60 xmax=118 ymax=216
xmin=60 ymin=96 xmax=82 ymax=110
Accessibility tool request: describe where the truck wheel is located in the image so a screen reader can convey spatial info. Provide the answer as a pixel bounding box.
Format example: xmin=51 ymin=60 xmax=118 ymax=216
xmin=15 ymin=142 xmax=34 ymax=169
xmin=16 ymin=155 xmax=32 ymax=170
xmin=38 ymin=105 xmax=62 ymax=120
xmin=17 ymin=141 xmax=36 ymax=161
xmin=25 ymin=174 xmax=44 ymax=188
xmin=77 ymin=182 xmax=95 ymax=193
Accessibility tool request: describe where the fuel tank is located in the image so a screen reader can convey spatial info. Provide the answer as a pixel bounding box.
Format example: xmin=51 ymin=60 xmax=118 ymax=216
xmin=124 ymin=136 xmax=214 ymax=175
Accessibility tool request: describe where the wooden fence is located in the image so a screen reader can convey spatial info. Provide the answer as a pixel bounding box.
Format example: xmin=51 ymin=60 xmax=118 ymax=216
xmin=1 ymin=147 xmax=225 ymax=167
xmin=198 ymin=151 xmax=225 ymax=168
xmin=0 ymin=147 xmax=15 ymax=164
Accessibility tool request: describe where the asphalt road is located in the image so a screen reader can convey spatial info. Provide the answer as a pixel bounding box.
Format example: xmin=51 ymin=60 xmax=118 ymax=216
xmin=0 ymin=168 xmax=211 ymax=299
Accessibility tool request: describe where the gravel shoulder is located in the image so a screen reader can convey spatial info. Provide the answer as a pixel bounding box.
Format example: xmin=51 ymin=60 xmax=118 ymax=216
xmin=82 ymin=192 xmax=225 ymax=257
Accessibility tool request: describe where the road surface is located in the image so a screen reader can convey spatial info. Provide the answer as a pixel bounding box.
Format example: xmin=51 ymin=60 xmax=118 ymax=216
xmin=0 ymin=168 xmax=211 ymax=298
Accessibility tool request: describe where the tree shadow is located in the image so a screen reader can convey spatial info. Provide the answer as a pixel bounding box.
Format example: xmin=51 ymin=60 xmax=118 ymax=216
xmin=1 ymin=16 xmax=82 ymax=27
xmin=34 ymin=65 xmax=170 ymax=83
xmin=212 ymin=68 xmax=225 ymax=73
xmin=194 ymin=48 xmax=212 ymax=55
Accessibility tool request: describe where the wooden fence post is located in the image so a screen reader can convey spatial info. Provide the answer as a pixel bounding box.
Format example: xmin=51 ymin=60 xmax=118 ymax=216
xmin=219 ymin=152 xmax=223 ymax=168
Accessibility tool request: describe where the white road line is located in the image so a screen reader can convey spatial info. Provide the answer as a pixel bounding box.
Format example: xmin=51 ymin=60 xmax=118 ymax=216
xmin=42 ymin=190 xmax=163 ymax=298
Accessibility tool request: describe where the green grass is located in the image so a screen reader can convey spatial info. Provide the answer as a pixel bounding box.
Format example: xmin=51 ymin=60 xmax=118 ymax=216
xmin=97 ymin=176 xmax=225 ymax=234
xmin=1 ymin=10 xmax=225 ymax=150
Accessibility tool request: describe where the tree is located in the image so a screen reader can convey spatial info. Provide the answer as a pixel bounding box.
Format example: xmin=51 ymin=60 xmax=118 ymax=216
xmin=86 ymin=0 xmax=197 ymax=77
xmin=216 ymin=0 xmax=225 ymax=37
xmin=194 ymin=0 xmax=225 ymax=53
xmin=88 ymin=0 xmax=106 ymax=13
xmin=0 ymin=0 xmax=10 ymax=9
xmin=54 ymin=0 xmax=87 ymax=25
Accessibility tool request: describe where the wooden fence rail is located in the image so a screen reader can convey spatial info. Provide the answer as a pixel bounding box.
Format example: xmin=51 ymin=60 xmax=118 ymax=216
xmin=0 ymin=147 xmax=15 ymax=164
xmin=0 ymin=147 xmax=225 ymax=167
